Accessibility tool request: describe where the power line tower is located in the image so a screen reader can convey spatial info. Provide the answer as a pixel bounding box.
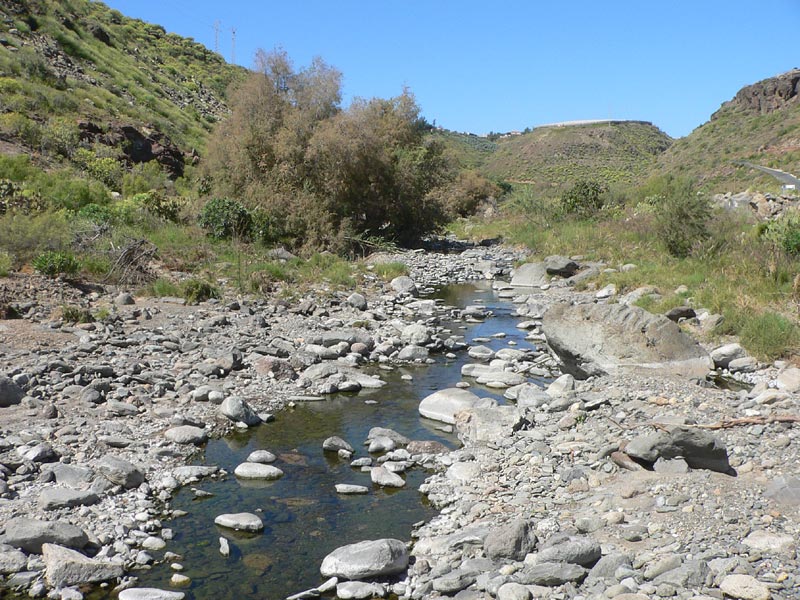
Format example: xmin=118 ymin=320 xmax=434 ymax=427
xmin=213 ymin=20 xmax=221 ymax=54
xmin=230 ymin=27 xmax=236 ymax=64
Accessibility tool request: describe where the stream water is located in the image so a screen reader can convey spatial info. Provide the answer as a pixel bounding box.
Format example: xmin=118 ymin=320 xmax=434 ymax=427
xmin=135 ymin=281 xmax=540 ymax=599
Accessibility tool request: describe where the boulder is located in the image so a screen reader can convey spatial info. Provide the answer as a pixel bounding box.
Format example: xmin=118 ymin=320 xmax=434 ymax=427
xmin=401 ymin=323 xmax=431 ymax=345
xmin=42 ymin=543 xmax=123 ymax=588
xmin=118 ymin=589 xmax=185 ymax=600
xmin=419 ymin=388 xmax=482 ymax=424
xmin=2 ymin=517 xmax=88 ymax=553
xmin=335 ymin=484 xmax=369 ymax=495
xmin=711 ymin=344 xmax=747 ymax=369
xmin=542 ymin=302 xmax=713 ymax=379
xmin=0 ymin=545 xmax=27 ymax=574
xmin=97 ymin=456 xmax=144 ymax=488
xmin=233 ymin=462 xmax=284 ymax=480
xmin=624 ymin=425 xmax=730 ymax=473
xmin=347 ymin=292 xmax=367 ymax=311
xmin=535 ymin=534 xmax=601 ymax=566
xmin=483 ymin=518 xmax=537 ymax=560
xmin=390 ymin=276 xmax=418 ymax=297
xmin=165 ymin=425 xmax=208 ymax=445
xmin=323 ymin=436 xmax=354 ymax=453
xmin=719 ymin=574 xmax=771 ymax=600
xmin=0 ymin=375 xmax=24 ymax=407
xmin=39 ymin=488 xmax=99 ymax=511
xmin=515 ymin=562 xmax=587 ymax=586
xmin=543 ymin=255 xmax=580 ymax=277
xmin=370 ymin=466 xmax=405 ymax=488
xmin=367 ymin=427 xmax=410 ymax=446
xmin=320 ymin=538 xmax=409 ymax=580
xmin=456 ymin=405 xmax=521 ymax=446
xmin=214 ymin=513 xmax=264 ymax=532
xmin=219 ymin=396 xmax=261 ymax=427
xmin=510 ymin=263 xmax=549 ymax=287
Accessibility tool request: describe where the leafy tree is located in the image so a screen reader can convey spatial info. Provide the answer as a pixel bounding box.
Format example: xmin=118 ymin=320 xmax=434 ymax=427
xmin=204 ymin=49 xmax=450 ymax=252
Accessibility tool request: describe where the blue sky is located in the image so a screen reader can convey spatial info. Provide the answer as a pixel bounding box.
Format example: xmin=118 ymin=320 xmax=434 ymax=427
xmin=102 ymin=0 xmax=800 ymax=139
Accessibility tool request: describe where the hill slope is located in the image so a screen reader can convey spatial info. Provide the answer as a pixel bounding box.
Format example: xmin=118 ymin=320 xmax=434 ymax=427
xmin=480 ymin=121 xmax=672 ymax=191
xmin=0 ymin=0 xmax=245 ymax=174
xmin=655 ymin=69 xmax=800 ymax=192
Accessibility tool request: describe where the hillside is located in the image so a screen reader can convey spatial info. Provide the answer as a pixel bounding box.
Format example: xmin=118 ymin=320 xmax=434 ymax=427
xmin=655 ymin=69 xmax=800 ymax=192
xmin=0 ymin=0 xmax=245 ymax=175
xmin=428 ymin=129 xmax=497 ymax=171
xmin=479 ymin=120 xmax=672 ymax=191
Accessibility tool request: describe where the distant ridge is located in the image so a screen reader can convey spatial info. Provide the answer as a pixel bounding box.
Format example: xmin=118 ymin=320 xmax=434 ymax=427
xmin=535 ymin=119 xmax=655 ymax=129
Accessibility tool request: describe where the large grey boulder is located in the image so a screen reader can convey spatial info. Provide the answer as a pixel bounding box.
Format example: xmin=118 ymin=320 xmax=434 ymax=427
xmin=534 ymin=534 xmax=601 ymax=566
xmin=515 ymin=562 xmax=587 ymax=586
xmin=710 ymin=343 xmax=747 ymax=369
xmin=219 ymin=396 xmax=261 ymax=427
xmin=165 ymin=425 xmax=208 ymax=445
xmin=320 ymin=538 xmax=409 ymax=580
xmin=483 ymin=518 xmax=537 ymax=560
xmin=97 ymin=456 xmax=144 ymax=488
xmin=510 ymin=263 xmax=549 ymax=287
xmin=419 ymin=388 xmax=482 ymax=424
xmin=39 ymin=488 xmax=99 ymax=511
xmin=42 ymin=543 xmax=123 ymax=588
xmin=214 ymin=513 xmax=264 ymax=532
xmin=455 ymin=405 xmax=521 ymax=446
xmin=0 ymin=375 xmax=24 ymax=407
xmin=233 ymin=462 xmax=284 ymax=480
xmin=2 ymin=517 xmax=88 ymax=553
xmin=401 ymin=323 xmax=431 ymax=346
xmin=0 ymin=545 xmax=29 ymax=574
xmin=624 ymin=425 xmax=730 ymax=473
xmin=118 ymin=589 xmax=185 ymax=600
xmin=542 ymin=302 xmax=713 ymax=379
xmin=390 ymin=276 xmax=418 ymax=297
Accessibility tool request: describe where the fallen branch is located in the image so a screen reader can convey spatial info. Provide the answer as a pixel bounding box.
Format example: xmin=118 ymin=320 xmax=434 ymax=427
xmin=694 ymin=415 xmax=800 ymax=430
xmin=606 ymin=414 xmax=800 ymax=432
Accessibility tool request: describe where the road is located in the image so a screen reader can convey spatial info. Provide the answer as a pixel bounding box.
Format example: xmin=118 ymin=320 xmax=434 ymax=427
xmin=736 ymin=161 xmax=800 ymax=187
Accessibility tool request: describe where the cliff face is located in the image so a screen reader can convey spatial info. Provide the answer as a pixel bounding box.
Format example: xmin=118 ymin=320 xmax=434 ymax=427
xmin=713 ymin=69 xmax=800 ymax=118
xmin=654 ymin=69 xmax=800 ymax=191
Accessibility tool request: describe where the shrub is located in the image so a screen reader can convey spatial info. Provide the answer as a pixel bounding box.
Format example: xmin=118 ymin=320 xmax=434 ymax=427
xmin=0 ymin=250 xmax=11 ymax=276
xmin=739 ymin=311 xmax=799 ymax=360
xmin=40 ymin=117 xmax=79 ymax=158
xmin=61 ymin=304 xmax=94 ymax=323
xmin=560 ymin=179 xmax=608 ymax=217
xmin=654 ymin=187 xmax=710 ymax=258
xmin=199 ymin=197 xmax=253 ymax=240
xmin=33 ymin=250 xmax=80 ymax=278
xmin=181 ymin=278 xmax=219 ymax=304
xmin=77 ymin=203 xmax=113 ymax=223
xmin=761 ymin=211 xmax=800 ymax=256
xmin=0 ymin=211 xmax=73 ymax=264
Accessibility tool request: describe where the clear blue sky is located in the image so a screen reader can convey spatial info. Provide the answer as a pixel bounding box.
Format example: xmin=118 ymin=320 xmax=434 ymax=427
xmin=102 ymin=0 xmax=799 ymax=139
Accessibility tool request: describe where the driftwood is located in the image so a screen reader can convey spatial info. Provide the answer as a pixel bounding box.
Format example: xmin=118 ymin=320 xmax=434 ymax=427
xmin=606 ymin=414 xmax=800 ymax=432
xmin=105 ymin=239 xmax=157 ymax=285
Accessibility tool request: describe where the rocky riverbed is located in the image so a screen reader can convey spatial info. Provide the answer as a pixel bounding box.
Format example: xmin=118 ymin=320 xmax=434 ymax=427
xmin=1 ymin=244 xmax=799 ymax=600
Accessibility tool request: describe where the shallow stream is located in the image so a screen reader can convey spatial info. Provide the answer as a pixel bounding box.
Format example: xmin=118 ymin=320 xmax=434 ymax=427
xmin=136 ymin=281 xmax=539 ymax=599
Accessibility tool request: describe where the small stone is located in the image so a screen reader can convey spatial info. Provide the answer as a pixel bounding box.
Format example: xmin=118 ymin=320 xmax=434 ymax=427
xmin=214 ymin=513 xmax=264 ymax=532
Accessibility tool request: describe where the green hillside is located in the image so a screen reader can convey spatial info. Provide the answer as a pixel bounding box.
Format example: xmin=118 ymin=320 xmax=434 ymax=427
xmin=428 ymin=129 xmax=497 ymax=171
xmin=655 ymin=69 xmax=800 ymax=192
xmin=479 ymin=120 xmax=672 ymax=191
xmin=0 ymin=0 xmax=245 ymax=169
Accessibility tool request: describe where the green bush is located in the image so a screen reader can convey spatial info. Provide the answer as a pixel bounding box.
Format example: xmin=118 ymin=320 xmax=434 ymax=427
xmin=33 ymin=250 xmax=80 ymax=278
xmin=199 ymin=197 xmax=253 ymax=240
xmin=560 ymin=179 xmax=608 ymax=217
xmin=0 ymin=211 xmax=72 ymax=264
xmin=181 ymin=278 xmax=219 ymax=304
xmin=61 ymin=304 xmax=94 ymax=323
xmin=654 ymin=186 xmax=710 ymax=258
xmin=739 ymin=311 xmax=799 ymax=360
xmin=77 ymin=203 xmax=114 ymax=223
xmin=0 ymin=250 xmax=11 ymax=276
xmin=761 ymin=211 xmax=800 ymax=256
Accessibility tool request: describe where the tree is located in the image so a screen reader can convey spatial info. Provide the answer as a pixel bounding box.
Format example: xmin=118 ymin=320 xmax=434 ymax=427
xmin=204 ymin=50 xmax=449 ymax=251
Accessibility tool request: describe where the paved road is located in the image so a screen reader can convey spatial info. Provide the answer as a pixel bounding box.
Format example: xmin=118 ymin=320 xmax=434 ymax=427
xmin=737 ymin=161 xmax=800 ymax=187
